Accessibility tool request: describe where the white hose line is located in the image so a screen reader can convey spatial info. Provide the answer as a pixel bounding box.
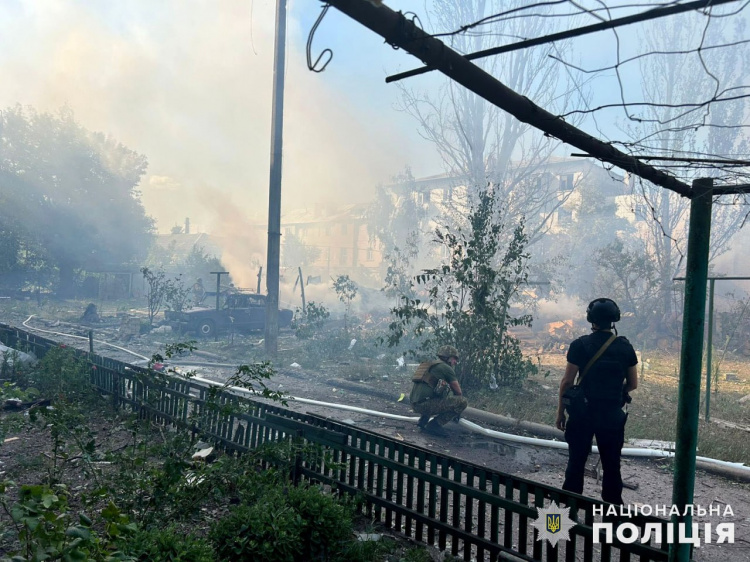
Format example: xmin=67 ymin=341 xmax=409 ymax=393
xmin=12 ymin=321 xmax=750 ymax=477
xmin=21 ymin=315 xmax=150 ymax=361
xmin=188 ymin=375 xmax=750 ymax=476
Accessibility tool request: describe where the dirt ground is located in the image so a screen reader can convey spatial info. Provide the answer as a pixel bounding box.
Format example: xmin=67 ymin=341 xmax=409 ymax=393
xmin=2 ymin=310 xmax=750 ymax=560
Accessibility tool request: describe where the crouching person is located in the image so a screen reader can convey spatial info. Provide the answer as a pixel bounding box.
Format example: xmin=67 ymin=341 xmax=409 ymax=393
xmin=410 ymin=345 xmax=468 ymax=438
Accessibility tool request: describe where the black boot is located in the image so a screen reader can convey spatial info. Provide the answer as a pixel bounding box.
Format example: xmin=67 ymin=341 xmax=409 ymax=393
xmin=417 ymin=414 xmax=430 ymax=429
xmin=423 ymin=419 xmax=449 ymax=438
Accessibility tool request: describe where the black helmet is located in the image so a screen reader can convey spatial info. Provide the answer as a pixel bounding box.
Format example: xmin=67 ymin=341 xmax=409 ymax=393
xmin=586 ymin=298 xmax=621 ymax=326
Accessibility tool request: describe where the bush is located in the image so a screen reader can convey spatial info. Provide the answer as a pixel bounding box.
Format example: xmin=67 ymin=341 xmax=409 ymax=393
xmin=286 ymin=485 xmax=354 ymax=561
xmin=210 ymin=490 xmax=303 ymax=562
xmin=32 ymin=345 xmax=89 ymax=400
xmin=121 ymin=525 xmax=214 ymax=561
xmin=210 ymin=484 xmax=356 ymax=562
xmin=291 ymin=301 xmax=330 ymax=340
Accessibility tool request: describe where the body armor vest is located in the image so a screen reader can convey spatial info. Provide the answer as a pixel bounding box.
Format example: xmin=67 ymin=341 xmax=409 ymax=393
xmin=581 ymin=338 xmax=626 ymax=404
xmin=412 ymin=360 xmax=443 ymax=388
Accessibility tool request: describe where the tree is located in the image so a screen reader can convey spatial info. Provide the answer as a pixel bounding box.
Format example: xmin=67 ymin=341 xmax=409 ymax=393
xmin=385 ymin=188 xmax=537 ymax=389
xmin=365 ymin=168 xmax=430 ymax=299
xmin=182 ymin=245 xmax=225 ymax=285
xmin=141 ymin=267 xmax=189 ymax=326
xmin=557 ymin=172 xmax=635 ymax=298
xmin=281 ymin=232 xmax=321 ymax=269
xmin=332 ymin=274 xmax=358 ymax=333
xmin=628 ymin=16 xmax=749 ymax=332
xmin=591 ymin=238 xmax=661 ymax=338
xmin=0 ymin=105 xmax=154 ymax=296
xmin=395 ymin=0 xmax=587 ymax=244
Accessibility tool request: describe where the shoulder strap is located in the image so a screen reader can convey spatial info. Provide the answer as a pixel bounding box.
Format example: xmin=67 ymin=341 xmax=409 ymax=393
xmin=578 ymin=333 xmax=617 ymax=384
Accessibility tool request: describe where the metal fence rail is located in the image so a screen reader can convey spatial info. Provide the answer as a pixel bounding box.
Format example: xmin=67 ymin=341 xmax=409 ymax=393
xmin=0 ymin=323 xmax=670 ymax=561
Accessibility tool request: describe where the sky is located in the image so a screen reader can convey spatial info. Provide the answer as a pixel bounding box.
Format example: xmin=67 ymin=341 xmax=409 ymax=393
xmin=0 ymin=0 xmax=746 ymax=241
xmin=0 ymin=0 xmax=445 ymax=235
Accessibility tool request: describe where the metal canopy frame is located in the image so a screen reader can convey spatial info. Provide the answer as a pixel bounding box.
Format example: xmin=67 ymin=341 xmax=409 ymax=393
xmin=317 ymin=2 xmax=748 ymax=560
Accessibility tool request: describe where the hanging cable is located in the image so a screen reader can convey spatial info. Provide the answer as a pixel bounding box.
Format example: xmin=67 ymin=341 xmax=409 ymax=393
xmin=306 ymin=4 xmax=333 ymax=72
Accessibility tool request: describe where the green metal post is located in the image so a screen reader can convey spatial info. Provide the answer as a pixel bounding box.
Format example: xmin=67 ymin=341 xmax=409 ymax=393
xmin=705 ymin=278 xmax=715 ymax=421
xmin=670 ymin=178 xmax=713 ymax=562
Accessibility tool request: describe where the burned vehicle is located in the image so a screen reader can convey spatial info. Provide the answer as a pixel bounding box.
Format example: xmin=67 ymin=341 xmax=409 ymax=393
xmin=167 ymin=292 xmax=293 ymax=337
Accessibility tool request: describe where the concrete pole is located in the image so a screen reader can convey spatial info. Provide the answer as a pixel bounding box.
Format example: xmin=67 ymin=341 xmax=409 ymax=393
xmin=265 ymin=0 xmax=287 ymax=357
xmin=670 ymin=178 xmax=713 ymax=562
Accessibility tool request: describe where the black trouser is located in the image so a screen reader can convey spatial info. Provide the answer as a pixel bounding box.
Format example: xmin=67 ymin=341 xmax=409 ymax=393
xmin=563 ymin=410 xmax=627 ymax=505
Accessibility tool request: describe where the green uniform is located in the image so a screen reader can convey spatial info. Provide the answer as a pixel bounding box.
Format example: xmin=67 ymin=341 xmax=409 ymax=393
xmin=410 ymin=361 xmax=468 ymax=426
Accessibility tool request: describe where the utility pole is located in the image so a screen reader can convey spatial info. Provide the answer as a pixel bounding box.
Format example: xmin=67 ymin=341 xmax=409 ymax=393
xmin=265 ymin=0 xmax=287 ymax=357
xmin=210 ymin=271 xmax=230 ymax=310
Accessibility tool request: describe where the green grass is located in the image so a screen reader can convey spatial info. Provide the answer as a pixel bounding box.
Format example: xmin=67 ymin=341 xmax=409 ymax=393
xmin=473 ymin=350 xmax=750 ymax=465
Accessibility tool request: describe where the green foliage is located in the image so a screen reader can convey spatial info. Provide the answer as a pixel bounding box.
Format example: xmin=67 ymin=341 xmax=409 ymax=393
xmin=182 ymin=245 xmax=226 ymax=286
xmin=33 ymin=345 xmax=90 ymax=401
xmin=385 ymin=189 xmax=538 ymax=388
xmin=105 ymin=429 xmax=199 ymax=526
xmin=140 ymin=267 xmax=190 ymax=325
xmin=210 ymin=493 xmax=303 ymax=562
xmin=148 ymin=341 xmax=198 ymax=375
xmin=365 ymin=168 xmax=430 ymax=295
xmin=0 ymin=482 xmax=133 ymax=561
xmin=286 ymin=485 xmax=354 ymax=561
xmin=332 ymin=275 xmax=358 ymax=333
xmin=0 ymin=105 xmax=154 ymax=296
xmin=209 ymin=484 xmax=354 ymax=562
xmin=291 ymin=301 xmax=330 ymax=340
xmin=211 ymin=361 xmax=288 ymax=407
xmin=381 ymin=232 xmax=421 ymax=301
xmin=591 ymin=239 xmax=661 ymax=338
xmin=119 ymin=525 xmax=213 ymax=562
xmin=332 ymin=275 xmax=358 ymax=308
xmin=0 ymin=381 xmax=38 ymax=402
xmin=32 ymin=400 xmax=100 ymax=487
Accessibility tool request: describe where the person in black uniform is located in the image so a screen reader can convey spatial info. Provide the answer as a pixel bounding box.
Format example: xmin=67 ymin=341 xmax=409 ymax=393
xmin=555 ymin=298 xmax=638 ymax=505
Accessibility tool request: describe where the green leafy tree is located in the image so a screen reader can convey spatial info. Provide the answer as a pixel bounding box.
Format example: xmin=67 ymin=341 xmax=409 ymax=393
xmin=141 ymin=267 xmax=189 ymax=326
xmin=560 ymin=175 xmax=634 ymax=297
xmin=182 ymin=245 xmax=225 ymax=283
xmin=332 ymin=274 xmax=358 ymax=332
xmin=0 ymin=105 xmax=154 ymax=296
xmin=591 ymin=239 xmax=662 ymax=338
xmin=386 ymin=189 xmax=537 ymax=388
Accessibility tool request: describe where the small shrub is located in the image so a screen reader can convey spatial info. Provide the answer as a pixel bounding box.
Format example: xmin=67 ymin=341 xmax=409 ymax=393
xmin=0 ymin=482 xmax=129 ymax=561
xmin=210 ymin=491 xmax=303 ymax=562
xmin=32 ymin=345 xmax=89 ymax=401
xmin=287 ymin=485 xmax=354 ymax=561
xmin=120 ymin=525 xmax=214 ymax=561
xmin=292 ymin=301 xmax=330 ymax=340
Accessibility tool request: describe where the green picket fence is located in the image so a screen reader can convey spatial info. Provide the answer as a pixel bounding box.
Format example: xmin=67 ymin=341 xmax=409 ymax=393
xmin=0 ymin=323 xmax=670 ymax=561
